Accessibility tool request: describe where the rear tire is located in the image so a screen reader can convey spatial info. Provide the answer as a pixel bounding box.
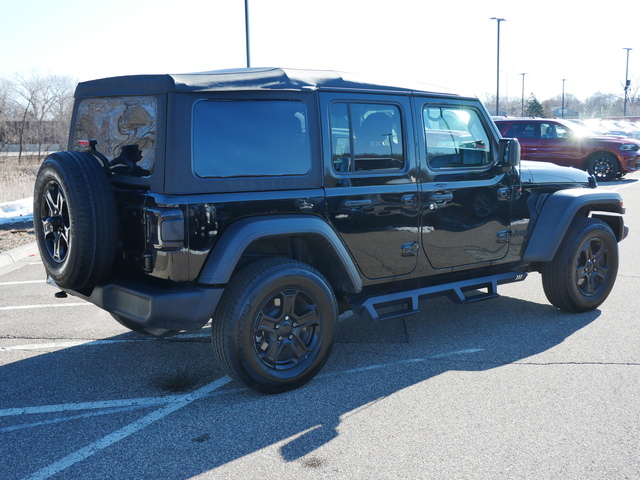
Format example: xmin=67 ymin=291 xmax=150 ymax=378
xmin=212 ymin=258 xmax=337 ymax=393
xmin=33 ymin=151 xmax=118 ymax=290
xmin=541 ymin=218 xmax=618 ymax=312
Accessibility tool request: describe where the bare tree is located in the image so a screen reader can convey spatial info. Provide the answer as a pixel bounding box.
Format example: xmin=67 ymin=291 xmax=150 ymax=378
xmin=12 ymin=73 xmax=76 ymax=162
xmin=583 ymin=92 xmax=620 ymax=119
xmin=0 ymin=78 xmax=15 ymax=152
xmin=541 ymin=93 xmax=583 ymax=118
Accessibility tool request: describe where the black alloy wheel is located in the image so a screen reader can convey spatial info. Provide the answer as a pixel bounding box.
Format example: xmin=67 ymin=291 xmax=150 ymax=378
xmin=212 ymin=258 xmax=337 ymax=393
xmin=542 ymin=217 xmax=618 ymax=312
xmin=573 ymin=236 xmax=610 ymax=298
xmin=253 ymin=287 xmax=322 ymax=370
xmin=40 ymin=180 xmax=71 ymax=264
xmin=33 ymin=151 xmax=118 ymax=290
xmin=587 ymin=152 xmax=619 ymax=182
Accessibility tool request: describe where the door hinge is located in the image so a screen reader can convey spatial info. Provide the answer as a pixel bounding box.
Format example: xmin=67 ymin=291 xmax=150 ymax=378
xmin=401 ymin=241 xmax=420 ymax=257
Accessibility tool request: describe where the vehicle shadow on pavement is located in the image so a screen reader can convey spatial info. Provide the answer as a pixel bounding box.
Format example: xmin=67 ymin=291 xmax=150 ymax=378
xmin=609 ymin=176 xmax=638 ymax=185
xmin=0 ymin=294 xmax=598 ymax=478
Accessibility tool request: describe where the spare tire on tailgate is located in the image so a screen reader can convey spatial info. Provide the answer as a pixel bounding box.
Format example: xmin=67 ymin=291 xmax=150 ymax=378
xmin=33 ymin=151 xmax=118 ymax=290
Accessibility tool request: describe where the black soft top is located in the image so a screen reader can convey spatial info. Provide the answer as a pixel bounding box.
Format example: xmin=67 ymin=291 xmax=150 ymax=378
xmin=74 ymin=67 xmax=464 ymax=98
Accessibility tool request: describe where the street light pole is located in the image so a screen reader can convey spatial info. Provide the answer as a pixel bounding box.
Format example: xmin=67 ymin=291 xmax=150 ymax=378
xmin=623 ymin=47 xmax=632 ymax=118
xmin=561 ymin=79 xmax=566 ymax=118
xmin=490 ymin=17 xmax=506 ymax=116
xmin=245 ymin=0 xmax=251 ymax=68
xmin=519 ymin=73 xmax=527 ymax=117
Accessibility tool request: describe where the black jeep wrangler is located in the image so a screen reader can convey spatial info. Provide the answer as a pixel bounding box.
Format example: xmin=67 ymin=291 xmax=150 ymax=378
xmin=34 ymin=68 xmax=628 ymax=393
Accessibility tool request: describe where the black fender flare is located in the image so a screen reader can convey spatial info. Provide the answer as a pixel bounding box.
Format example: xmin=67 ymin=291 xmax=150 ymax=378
xmin=198 ymin=214 xmax=363 ymax=292
xmin=523 ymin=189 xmax=626 ymax=262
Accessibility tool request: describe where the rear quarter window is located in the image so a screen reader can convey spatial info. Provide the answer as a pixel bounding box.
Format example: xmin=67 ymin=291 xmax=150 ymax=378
xmin=193 ymin=100 xmax=311 ymax=178
xmin=72 ymin=96 xmax=157 ymax=176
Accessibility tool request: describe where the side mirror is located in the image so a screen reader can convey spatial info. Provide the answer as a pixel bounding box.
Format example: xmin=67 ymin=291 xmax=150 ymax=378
xmin=499 ymin=138 xmax=520 ymax=170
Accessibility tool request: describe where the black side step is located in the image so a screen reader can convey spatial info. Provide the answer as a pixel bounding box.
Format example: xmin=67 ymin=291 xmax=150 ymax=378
xmin=354 ymin=272 xmax=527 ymax=321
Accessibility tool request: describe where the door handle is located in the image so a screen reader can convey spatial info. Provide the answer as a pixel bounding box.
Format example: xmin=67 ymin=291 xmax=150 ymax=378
xmin=425 ymin=192 xmax=453 ymax=203
xmin=343 ymin=199 xmax=372 ymax=208
xmin=401 ymin=194 xmax=419 ymax=208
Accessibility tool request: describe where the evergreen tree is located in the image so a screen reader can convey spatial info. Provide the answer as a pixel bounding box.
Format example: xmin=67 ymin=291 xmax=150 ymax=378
xmin=524 ymin=94 xmax=545 ymax=117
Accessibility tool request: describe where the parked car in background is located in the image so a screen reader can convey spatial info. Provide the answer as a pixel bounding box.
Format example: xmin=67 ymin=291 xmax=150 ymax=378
xmin=612 ymin=120 xmax=640 ymax=140
xmin=494 ymin=118 xmax=640 ymax=181
xmin=600 ymin=119 xmax=633 ymax=138
xmin=581 ymin=118 xmax=640 ymax=139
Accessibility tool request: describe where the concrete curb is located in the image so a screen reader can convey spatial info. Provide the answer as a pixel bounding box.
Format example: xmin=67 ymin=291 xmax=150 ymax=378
xmin=0 ymin=242 xmax=39 ymax=269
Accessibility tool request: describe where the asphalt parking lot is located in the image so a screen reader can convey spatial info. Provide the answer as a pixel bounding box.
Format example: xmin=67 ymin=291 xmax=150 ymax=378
xmin=1 ymin=175 xmax=639 ymax=480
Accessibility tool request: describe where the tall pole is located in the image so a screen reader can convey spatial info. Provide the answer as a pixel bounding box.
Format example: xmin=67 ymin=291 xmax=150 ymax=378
xmin=245 ymin=0 xmax=251 ymax=68
xmin=561 ymin=79 xmax=566 ymax=118
xmin=520 ymin=73 xmax=527 ymax=117
xmin=490 ymin=18 xmax=506 ymax=116
xmin=623 ymin=48 xmax=632 ymax=118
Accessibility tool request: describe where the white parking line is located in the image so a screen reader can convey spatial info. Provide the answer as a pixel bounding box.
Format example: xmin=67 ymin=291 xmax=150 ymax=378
xmin=2 ymin=348 xmax=482 ymax=419
xmin=317 ymin=348 xmax=484 ymax=379
xmin=0 ymin=392 xmax=184 ymax=417
xmin=0 ymin=333 xmax=211 ymax=353
xmin=0 ymin=339 xmax=151 ymax=353
xmin=9 ymin=348 xmax=483 ymax=479
xmin=1 ymin=405 xmax=149 ymax=433
xmin=21 ymin=376 xmax=232 ymax=480
xmin=0 ymin=280 xmax=46 ymax=286
xmin=0 ymin=303 xmax=87 ymax=311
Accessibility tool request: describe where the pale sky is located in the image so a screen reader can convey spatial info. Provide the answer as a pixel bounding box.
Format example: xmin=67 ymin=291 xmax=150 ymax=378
xmin=1 ymin=0 xmax=637 ymax=102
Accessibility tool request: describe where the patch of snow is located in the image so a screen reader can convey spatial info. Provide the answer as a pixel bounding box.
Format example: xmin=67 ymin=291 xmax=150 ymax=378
xmin=0 ymin=197 xmax=34 ymax=226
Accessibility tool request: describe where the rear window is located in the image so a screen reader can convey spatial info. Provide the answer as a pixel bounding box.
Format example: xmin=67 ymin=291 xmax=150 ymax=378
xmin=72 ymin=96 xmax=157 ymax=176
xmin=193 ymin=100 xmax=311 ymax=178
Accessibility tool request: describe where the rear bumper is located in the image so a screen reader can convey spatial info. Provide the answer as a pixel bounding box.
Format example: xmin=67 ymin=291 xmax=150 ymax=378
xmin=61 ymin=278 xmax=224 ymax=331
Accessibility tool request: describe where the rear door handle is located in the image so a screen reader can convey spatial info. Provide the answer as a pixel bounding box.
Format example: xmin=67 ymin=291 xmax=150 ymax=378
xmin=425 ymin=192 xmax=453 ymax=203
xmin=401 ymin=194 xmax=419 ymax=208
xmin=343 ymin=199 xmax=372 ymax=208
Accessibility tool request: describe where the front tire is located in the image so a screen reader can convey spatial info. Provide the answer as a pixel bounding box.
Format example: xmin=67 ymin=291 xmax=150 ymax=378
xmin=587 ymin=152 xmax=619 ymax=182
xmin=212 ymin=258 xmax=337 ymax=393
xmin=541 ymin=218 xmax=618 ymax=313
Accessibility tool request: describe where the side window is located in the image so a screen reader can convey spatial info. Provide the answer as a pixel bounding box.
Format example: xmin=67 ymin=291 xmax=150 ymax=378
xmin=543 ymin=123 xmax=569 ymax=139
xmin=541 ymin=123 xmax=557 ymax=138
xmin=505 ymin=122 xmax=537 ymax=138
xmin=423 ymin=107 xmax=492 ymax=169
xmin=330 ymin=102 xmax=404 ymax=173
xmin=193 ymin=100 xmax=311 ymax=178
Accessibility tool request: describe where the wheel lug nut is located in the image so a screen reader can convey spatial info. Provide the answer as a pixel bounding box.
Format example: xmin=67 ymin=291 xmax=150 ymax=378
xmin=289 ymin=335 xmax=293 ymax=340
xmin=275 ymin=324 xmax=280 ymax=329
xmin=278 ymin=336 xmax=283 ymax=341
xmin=293 ymin=322 xmax=298 ymax=327
xmin=285 ymin=316 xmax=290 ymax=321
